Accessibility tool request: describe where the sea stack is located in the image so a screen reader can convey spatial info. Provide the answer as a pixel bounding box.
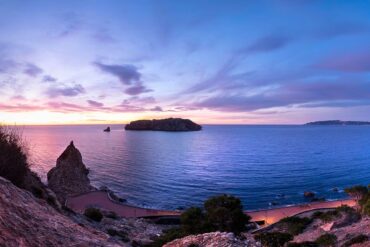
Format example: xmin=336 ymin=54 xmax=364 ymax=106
xmin=125 ymin=118 xmax=202 ymax=131
xmin=103 ymin=126 xmax=111 ymax=132
xmin=47 ymin=141 xmax=94 ymax=202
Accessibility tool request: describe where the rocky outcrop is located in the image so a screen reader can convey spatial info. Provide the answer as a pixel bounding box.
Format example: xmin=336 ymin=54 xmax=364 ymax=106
xmin=164 ymin=232 xmax=260 ymax=247
xmin=47 ymin=141 xmax=94 ymax=202
xmin=0 ymin=176 xmax=124 ymax=247
xmin=125 ymin=118 xmax=202 ymax=131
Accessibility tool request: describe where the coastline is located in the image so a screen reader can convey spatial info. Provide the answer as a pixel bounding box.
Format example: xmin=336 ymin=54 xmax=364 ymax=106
xmin=66 ymin=191 xmax=356 ymax=226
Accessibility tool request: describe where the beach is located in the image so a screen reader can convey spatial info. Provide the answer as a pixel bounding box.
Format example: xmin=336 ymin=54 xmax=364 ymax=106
xmin=66 ymin=191 xmax=356 ymax=226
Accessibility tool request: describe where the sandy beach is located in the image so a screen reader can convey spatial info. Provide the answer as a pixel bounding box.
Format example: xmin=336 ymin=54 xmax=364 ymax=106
xmin=66 ymin=191 xmax=356 ymax=226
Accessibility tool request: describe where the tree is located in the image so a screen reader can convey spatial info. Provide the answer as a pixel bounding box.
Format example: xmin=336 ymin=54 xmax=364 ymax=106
xmin=204 ymin=194 xmax=251 ymax=234
xmin=345 ymin=185 xmax=369 ymax=212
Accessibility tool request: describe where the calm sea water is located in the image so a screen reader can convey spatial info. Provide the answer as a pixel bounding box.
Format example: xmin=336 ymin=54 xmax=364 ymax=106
xmin=22 ymin=125 xmax=370 ymax=210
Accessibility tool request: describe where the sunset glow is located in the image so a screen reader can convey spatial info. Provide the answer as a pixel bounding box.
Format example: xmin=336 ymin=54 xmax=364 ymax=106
xmin=1 ymin=1 xmax=370 ymax=125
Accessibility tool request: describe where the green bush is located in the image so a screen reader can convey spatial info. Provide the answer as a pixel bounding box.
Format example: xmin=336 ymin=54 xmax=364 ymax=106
xmin=280 ymin=216 xmax=313 ymax=235
xmin=180 ymin=207 xmax=208 ymax=234
xmin=84 ymin=207 xmax=103 ymax=222
xmin=204 ymin=194 xmax=251 ymax=234
xmin=363 ymin=199 xmax=370 ymax=216
xmin=147 ymin=194 xmax=251 ymax=247
xmin=0 ymin=127 xmax=30 ymax=187
xmin=287 ymin=242 xmax=318 ymax=247
xmin=315 ymin=234 xmax=337 ymax=247
xmin=343 ymin=234 xmax=369 ymax=247
xmin=107 ymin=228 xmax=129 ymax=242
xmin=255 ymin=232 xmax=293 ymax=247
xmin=312 ymin=210 xmax=341 ymax=222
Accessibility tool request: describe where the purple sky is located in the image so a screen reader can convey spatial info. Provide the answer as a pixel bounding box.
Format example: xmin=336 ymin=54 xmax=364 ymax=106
xmin=1 ymin=0 xmax=370 ymax=124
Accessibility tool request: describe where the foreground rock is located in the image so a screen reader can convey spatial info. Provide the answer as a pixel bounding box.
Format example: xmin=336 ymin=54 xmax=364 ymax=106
xmin=47 ymin=141 xmax=94 ymax=202
xmin=125 ymin=118 xmax=202 ymax=131
xmin=0 ymin=176 xmax=123 ymax=247
xmin=164 ymin=232 xmax=259 ymax=247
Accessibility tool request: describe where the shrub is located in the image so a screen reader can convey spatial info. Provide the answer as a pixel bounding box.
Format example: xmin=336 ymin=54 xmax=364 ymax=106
xmin=343 ymin=234 xmax=369 ymax=247
xmin=363 ymin=199 xmax=370 ymax=216
xmin=280 ymin=216 xmax=312 ymax=235
xmin=315 ymin=234 xmax=337 ymax=247
xmin=0 ymin=127 xmax=30 ymax=187
xmin=312 ymin=210 xmax=341 ymax=222
xmin=107 ymin=228 xmax=129 ymax=242
xmin=255 ymin=232 xmax=293 ymax=247
xmin=144 ymin=228 xmax=185 ymax=247
xmin=105 ymin=211 xmax=119 ymax=219
xmin=84 ymin=207 xmax=103 ymax=222
xmin=180 ymin=207 xmax=208 ymax=234
xmin=287 ymin=242 xmax=318 ymax=247
xmin=204 ymin=194 xmax=251 ymax=234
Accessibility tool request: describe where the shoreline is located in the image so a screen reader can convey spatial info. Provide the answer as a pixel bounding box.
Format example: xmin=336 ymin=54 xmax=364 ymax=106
xmin=66 ymin=191 xmax=356 ymax=226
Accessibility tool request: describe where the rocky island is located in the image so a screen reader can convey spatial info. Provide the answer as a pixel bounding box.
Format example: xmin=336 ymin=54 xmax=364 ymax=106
xmin=125 ymin=118 xmax=202 ymax=131
xmin=305 ymin=120 xmax=370 ymax=125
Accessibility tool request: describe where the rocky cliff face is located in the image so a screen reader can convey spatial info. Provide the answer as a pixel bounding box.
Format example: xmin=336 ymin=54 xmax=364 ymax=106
xmin=47 ymin=141 xmax=94 ymax=202
xmin=125 ymin=118 xmax=202 ymax=131
xmin=164 ymin=232 xmax=259 ymax=247
xmin=0 ymin=176 xmax=124 ymax=247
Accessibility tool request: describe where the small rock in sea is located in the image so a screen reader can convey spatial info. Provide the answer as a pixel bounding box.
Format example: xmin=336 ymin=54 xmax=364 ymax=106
xmin=310 ymin=197 xmax=326 ymax=202
xmin=304 ymin=191 xmax=315 ymax=198
xmin=269 ymin=201 xmax=279 ymax=206
xmin=276 ymin=193 xmax=286 ymax=199
xmin=103 ymin=127 xmax=111 ymax=132
xmin=332 ymin=187 xmax=339 ymax=192
xmin=176 ymin=206 xmax=185 ymax=210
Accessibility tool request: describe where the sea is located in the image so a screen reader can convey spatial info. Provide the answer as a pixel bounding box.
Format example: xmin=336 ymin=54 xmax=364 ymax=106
xmin=22 ymin=124 xmax=370 ymax=210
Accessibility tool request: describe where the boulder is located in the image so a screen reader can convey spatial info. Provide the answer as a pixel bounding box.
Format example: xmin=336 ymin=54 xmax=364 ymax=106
xmin=304 ymin=191 xmax=315 ymax=198
xmin=47 ymin=141 xmax=94 ymax=202
xmin=125 ymin=118 xmax=202 ymax=131
xmin=104 ymin=127 xmax=111 ymax=132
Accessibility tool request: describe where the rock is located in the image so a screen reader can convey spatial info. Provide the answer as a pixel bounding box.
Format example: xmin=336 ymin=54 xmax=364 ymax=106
xmin=0 ymin=176 xmax=123 ymax=246
xmin=104 ymin=127 xmax=111 ymax=132
xmin=304 ymin=191 xmax=315 ymax=198
xmin=125 ymin=118 xmax=202 ymax=131
xmin=163 ymin=232 xmax=259 ymax=247
xmin=47 ymin=141 xmax=94 ymax=202
xmin=332 ymin=187 xmax=339 ymax=192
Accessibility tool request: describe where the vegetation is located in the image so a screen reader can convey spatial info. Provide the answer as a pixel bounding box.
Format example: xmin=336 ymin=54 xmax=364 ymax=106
xmin=0 ymin=127 xmax=30 ymax=187
xmin=345 ymin=185 xmax=370 ymax=215
xmin=84 ymin=207 xmax=103 ymax=222
xmin=312 ymin=210 xmax=341 ymax=222
xmin=107 ymin=228 xmax=129 ymax=242
xmin=146 ymin=194 xmax=250 ymax=247
xmin=255 ymin=232 xmax=293 ymax=247
xmin=204 ymin=194 xmax=251 ymax=234
xmin=315 ymin=234 xmax=337 ymax=247
xmin=279 ymin=216 xmax=313 ymax=235
xmin=343 ymin=234 xmax=369 ymax=247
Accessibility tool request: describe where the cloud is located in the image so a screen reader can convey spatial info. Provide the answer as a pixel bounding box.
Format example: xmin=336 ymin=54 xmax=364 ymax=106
xmin=87 ymin=100 xmax=104 ymax=107
xmin=190 ymin=79 xmax=370 ymax=112
xmin=242 ymin=34 xmax=292 ymax=53
xmin=316 ymin=50 xmax=370 ymax=72
xmin=94 ymin=62 xmax=141 ymax=85
xmin=124 ymin=83 xmax=153 ymax=95
xmin=315 ymin=22 xmax=369 ymax=39
xmin=94 ymin=61 xmax=152 ymax=95
xmin=46 ymin=83 xmax=86 ymax=97
xmin=0 ymin=58 xmax=18 ymax=74
xmin=23 ymin=63 xmax=43 ymax=77
xmin=43 ymin=75 xmax=57 ymax=82
xmin=150 ymin=106 xmax=163 ymax=111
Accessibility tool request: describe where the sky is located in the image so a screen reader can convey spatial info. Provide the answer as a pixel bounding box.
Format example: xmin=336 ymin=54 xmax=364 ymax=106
xmin=1 ymin=0 xmax=370 ymax=125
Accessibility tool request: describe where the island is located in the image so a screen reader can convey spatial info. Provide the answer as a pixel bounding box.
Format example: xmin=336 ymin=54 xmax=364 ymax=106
xmin=305 ymin=120 xmax=370 ymax=126
xmin=125 ymin=118 xmax=202 ymax=131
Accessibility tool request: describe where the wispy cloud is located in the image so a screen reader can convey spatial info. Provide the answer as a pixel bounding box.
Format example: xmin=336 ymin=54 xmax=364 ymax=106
xmin=23 ymin=63 xmax=43 ymax=77
xmin=46 ymin=83 xmax=86 ymax=97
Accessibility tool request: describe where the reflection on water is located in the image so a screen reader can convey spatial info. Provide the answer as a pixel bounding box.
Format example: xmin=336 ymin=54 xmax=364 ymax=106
xmin=23 ymin=124 xmax=370 ymax=210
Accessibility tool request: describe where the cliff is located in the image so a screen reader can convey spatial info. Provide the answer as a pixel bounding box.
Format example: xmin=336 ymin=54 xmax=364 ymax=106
xmin=125 ymin=118 xmax=202 ymax=131
xmin=0 ymin=176 xmax=123 ymax=247
xmin=305 ymin=120 xmax=370 ymax=125
xmin=47 ymin=141 xmax=94 ymax=202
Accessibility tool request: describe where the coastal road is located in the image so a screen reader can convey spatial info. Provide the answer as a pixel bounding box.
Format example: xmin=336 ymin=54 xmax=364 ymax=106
xmin=66 ymin=191 xmax=356 ymax=226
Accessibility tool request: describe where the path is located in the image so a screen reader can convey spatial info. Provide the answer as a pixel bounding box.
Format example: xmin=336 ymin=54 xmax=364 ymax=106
xmin=66 ymin=191 xmax=356 ymax=225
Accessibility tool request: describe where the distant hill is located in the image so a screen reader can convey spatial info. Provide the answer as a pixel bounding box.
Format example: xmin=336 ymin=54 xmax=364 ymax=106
xmin=305 ymin=120 xmax=370 ymax=125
